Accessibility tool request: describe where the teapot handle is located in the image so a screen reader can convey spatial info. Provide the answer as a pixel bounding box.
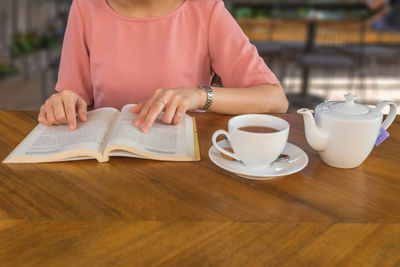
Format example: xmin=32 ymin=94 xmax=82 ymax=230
xmin=375 ymin=101 xmax=397 ymax=130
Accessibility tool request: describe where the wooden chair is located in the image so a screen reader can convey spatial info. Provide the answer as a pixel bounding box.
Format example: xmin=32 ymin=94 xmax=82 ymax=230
xmin=295 ymin=20 xmax=367 ymax=100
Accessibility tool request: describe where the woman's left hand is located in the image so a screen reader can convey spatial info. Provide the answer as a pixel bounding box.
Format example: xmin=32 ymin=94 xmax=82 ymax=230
xmin=130 ymin=87 xmax=206 ymax=133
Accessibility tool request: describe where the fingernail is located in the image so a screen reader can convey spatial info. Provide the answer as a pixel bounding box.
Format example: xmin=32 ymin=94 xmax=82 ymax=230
xmin=142 ymin=126 xmax=148 ymax=133
xmin=134 ymin=120 xmax=140 ymax=126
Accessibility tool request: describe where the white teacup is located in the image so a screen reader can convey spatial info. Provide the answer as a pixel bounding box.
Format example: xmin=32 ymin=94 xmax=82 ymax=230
xmin=212 ymin=114 xmax=289 ymax=169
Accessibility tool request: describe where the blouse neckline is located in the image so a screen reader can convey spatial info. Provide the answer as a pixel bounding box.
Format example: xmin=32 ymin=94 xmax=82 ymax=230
xmin=103 ymin=0 xmax=188 ymax=22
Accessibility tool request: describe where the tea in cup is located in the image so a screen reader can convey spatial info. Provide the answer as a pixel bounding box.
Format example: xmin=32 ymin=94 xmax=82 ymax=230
xmin=212 ymin=114 xmax=289 ymax=169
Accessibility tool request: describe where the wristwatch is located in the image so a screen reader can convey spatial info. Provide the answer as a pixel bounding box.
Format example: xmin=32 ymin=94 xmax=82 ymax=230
xmin=199 ymin=86 xmax=214 ymax=111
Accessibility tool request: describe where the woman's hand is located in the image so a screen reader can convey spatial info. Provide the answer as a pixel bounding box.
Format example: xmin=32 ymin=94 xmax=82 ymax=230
xmin=38 ymin=90 xmax=88 ymax=130
xmin=131 ymin=87 xmax=206 ymax=133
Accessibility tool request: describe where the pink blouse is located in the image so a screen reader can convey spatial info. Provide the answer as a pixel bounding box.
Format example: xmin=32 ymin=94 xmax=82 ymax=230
xmin=56 ymin=0 xmax=280 ymax=110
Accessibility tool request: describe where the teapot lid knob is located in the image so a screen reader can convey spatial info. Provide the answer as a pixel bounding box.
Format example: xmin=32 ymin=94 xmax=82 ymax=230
xmin=344 ymin=93 xmax=358 ymax=103
xmin=329 ymin=93 xmax=369 ymax=115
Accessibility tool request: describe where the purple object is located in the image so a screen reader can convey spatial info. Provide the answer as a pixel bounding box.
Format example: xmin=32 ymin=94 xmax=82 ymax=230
xmin=375 ymin=128 xmax=390 ymax=146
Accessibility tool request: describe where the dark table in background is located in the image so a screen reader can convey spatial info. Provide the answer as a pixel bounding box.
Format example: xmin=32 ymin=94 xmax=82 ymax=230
xmin=0 ymin=111 xmax=400 ymax=266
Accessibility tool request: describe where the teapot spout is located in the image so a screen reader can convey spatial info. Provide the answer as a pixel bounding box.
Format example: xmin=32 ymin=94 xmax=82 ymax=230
xmin=297 ymin=108 xmax=329 ymax=152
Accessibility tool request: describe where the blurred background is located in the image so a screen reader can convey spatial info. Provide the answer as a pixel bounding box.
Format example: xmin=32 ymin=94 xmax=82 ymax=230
xmin=0 ymin=0 xmax=399 ymax=112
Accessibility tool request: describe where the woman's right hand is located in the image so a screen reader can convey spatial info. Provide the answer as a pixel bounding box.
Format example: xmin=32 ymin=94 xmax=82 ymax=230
xmin=38 ymin=90 xmax=88 ymax=130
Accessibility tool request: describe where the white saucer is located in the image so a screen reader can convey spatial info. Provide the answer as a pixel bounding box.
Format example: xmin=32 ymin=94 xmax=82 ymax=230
xmin=208 ymin=140 xmax=309 ymax=180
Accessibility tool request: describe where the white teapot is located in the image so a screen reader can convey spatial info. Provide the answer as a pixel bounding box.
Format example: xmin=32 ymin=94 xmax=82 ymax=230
xmin=297 ymin=93 xmax=397 ymax=168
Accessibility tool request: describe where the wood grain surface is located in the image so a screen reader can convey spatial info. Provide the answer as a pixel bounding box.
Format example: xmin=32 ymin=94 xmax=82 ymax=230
xmin=0 ymin=111 xmax=399 ymax=266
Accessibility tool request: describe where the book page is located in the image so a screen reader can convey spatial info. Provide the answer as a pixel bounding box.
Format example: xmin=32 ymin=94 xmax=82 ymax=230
xmin=105 ymin=104 xmax=191 ymax=158
xmin=3 ymin=108 xmax=119 ymax=162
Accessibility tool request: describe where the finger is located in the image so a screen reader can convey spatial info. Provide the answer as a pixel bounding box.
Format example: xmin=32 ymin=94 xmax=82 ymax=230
xmin=53 ymin=96 xmax=68 ymax=124
xmin=38 ymin=106 xmax=51 ymax=126
xmin=135 ymin=96 xmax=163 ymax=125
xmin=134 ymin=100 xmax=156 ymax=127
xmin=63 ymin=95 xmax=77 ymax=130
xmin=162 ymin=96 xmax=179 ymax=124
xmin=135 ymin=89 xmax=166 ymax=127
xmin=76 ymin=97 xmax=87 ymax=122
xmin=134 ymin=99 xmax=159 ymax=127
xmin=44 ymin=101 xmax=57 ymax=125
xmin=130 ymin=102 xmax=145 ymax=114
xmin=173 ymin=101 xmax=188 ymax=125
xmin=140 ymin=100 xmax=166 ymax=133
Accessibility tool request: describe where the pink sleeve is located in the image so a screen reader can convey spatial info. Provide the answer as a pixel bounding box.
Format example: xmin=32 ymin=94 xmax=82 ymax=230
xmin=208 ymin=1 xmax=280 ymax=88
xmin=55 ymin=0 xmax=93 ymax=105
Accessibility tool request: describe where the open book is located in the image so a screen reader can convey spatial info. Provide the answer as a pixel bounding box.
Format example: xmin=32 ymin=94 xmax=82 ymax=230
xmin=3 ymin=104 xmax=200 ymax=163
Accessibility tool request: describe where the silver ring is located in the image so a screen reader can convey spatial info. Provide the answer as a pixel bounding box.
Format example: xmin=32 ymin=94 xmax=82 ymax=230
xmin=177 ymin=113 xmax=183 ymax=119
xmin=157 ymin=97 xmax=167 ymax=106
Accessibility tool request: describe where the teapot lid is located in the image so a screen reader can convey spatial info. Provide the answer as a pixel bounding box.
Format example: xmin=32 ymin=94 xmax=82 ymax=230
xmin=316 ymin=93 xmax=381 ymax=121
xmin=331 ymin=94 xmax=369 ymax=115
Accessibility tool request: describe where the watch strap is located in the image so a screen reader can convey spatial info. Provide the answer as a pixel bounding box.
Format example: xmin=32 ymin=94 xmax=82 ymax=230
xmin=199 ymin=86 xmax=213 ymax=110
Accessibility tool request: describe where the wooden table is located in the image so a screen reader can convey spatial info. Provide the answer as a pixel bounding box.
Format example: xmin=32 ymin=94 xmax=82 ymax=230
xmin=0 ymin=111 xmax=400 ymax=266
